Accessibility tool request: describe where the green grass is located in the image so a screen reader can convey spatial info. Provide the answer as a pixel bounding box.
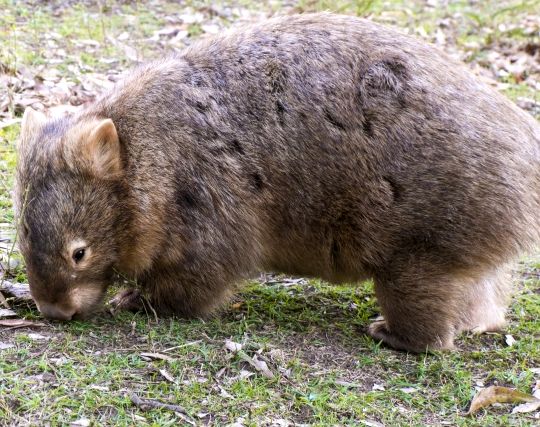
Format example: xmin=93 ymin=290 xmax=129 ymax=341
xmin=0 ymin=0 xmax=539 ymax=425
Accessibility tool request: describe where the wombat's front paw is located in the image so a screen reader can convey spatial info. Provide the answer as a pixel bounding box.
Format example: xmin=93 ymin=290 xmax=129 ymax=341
xmin=109 ymin=288 xmax=145 ymax=314
xmin=368 ymin=319 xmax=454 ymax=353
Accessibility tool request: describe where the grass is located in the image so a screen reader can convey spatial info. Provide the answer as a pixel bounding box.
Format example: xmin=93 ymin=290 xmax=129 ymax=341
xmin=0 ymin=0 xmax=539 ymax=425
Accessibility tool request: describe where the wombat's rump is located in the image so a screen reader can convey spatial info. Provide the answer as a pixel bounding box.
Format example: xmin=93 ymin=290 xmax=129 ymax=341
xmin=15 ymin=13 xmax=540 ymax=352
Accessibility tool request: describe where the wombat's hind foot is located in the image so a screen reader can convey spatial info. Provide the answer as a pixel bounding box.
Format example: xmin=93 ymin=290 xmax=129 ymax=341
xmin=109 ymin=288 xmax=146 ymax=314
xmin=370 ymin=257 xmax=463 ymax=352
xmin=368 ymin=318 xmax=455 ymax=352
xmin=459 ymin=266 xmax=512 ymax=334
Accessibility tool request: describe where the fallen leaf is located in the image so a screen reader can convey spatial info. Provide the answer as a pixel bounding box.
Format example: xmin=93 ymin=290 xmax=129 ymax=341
xmin=512 ymin=399 xmax=540 ymax=414
xmin=224 ymin=339 xmax=243 ymax=353
xmin=533 ymin=380 xmax=540 ymax=400
xmin=505 ymin=334 xmax=516 ymax=346
xmin=0 ymin=319 xmax=45 ymax=328
xmin=0 ymin=342 xmax=14 ymax=350
xmin=27 ymin=333 xmax=50 ymax=341
xmin=70 ymin=418 xmax=90 ymax=427
xmin=0 ymin=281 xmax=33 ymax=301
xmin=334 ymin=380 xmax=363 ymax=388
xmin=0 ymin=309 xmax=17 ymax=318
xmin=249 ymin=354 xmax=274 ymax=379
xmin=159 ymin=368 xmax=175 ymax=383
xmin=467 ymin=386 xmax=538 ymax=415
xmin=88 ymin=385 xmax=109 ymax=392
xmin=218 ymin=384 xmax=233 ymax=398
xmin=140 ymin=352 xmax=174 ymax=361
xmin=400 ymin=387 xmax=417 ymax=394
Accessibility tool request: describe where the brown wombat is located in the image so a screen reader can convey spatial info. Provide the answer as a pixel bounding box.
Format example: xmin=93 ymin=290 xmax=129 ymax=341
xmin=14 ymin=13 xmax=540 ymax=352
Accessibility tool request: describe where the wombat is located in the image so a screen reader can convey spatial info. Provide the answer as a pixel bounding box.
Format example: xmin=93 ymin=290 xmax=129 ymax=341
xmin=15 ymin=13 xmax=540 ymax=352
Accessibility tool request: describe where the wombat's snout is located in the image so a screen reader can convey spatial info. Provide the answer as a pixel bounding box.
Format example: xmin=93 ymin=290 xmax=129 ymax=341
xmin=37 ymin=302 xmax=76 ymax=321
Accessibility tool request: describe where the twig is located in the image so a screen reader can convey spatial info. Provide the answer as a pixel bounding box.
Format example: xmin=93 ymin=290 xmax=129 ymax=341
xmin=0 ymin=291 xmax=8 ymax=309
xmin=129 ymin=393 xmax=195 ymax=425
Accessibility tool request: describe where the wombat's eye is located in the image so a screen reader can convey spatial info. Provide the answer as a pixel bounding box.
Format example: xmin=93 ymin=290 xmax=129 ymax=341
xmin=72 ymin=248 xmax=85 ymax=263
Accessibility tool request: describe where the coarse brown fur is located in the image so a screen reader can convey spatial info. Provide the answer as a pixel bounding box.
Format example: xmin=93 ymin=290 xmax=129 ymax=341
xmin=15 ymin=13 xmax=540 ymax=352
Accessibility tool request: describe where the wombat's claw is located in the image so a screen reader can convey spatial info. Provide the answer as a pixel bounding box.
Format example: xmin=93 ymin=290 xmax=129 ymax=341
xmin=368 ymin=319 xmax=391 ymax=343
xmin=368 ymin=319 xmax=454 ymax=352
xmin=109 ymin=288 xmax=145 ymax=314
xmin=368 ymin=319 xmax=421 ymax=352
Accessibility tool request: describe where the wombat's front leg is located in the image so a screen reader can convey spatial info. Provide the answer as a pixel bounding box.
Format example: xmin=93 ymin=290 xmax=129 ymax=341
xmin=369 ymin=255 xmax=465 ymax=352
xmin=139 ymin=265 xmax=235 ymax=318
xmin=109 ymin=288 xmax=146 ymax=313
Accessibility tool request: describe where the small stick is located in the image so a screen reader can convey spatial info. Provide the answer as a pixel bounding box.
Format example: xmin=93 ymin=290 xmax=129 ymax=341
xmin=0 ymin=291 xmax=8 ymax=308
xmin=129 ymin=393 xmax=195 ymax=425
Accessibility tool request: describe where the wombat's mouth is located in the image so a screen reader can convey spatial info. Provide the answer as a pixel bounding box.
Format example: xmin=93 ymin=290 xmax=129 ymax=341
xmin=36 ymin=302 xmax=77 ymax=321
xmin=40 ymin=304 xmax=103 ymax=321
xmin=35 ymin=289 xmax=107 ymax=321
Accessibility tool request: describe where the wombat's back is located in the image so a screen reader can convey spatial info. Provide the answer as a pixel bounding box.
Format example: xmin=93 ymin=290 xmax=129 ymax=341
xmin=95 ymin=13 xmax=540 ymax=281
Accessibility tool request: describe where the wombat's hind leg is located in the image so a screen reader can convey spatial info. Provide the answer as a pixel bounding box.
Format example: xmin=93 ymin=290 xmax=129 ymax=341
xmin=369 ymin=258 xmax=462 ymax=352
xmin=458 ymin=266 xmax=512 ymax=334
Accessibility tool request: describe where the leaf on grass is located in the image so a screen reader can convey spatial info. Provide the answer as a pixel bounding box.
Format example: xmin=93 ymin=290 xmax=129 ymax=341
xmin=0 ymin=281 xmax=33 ymax=301
xmin=159 ymin=369 xmax=175 ymax=383
xmin=70 ymin=418 xmax=91 ymax=427
xmin=249 ymin=355 xmax=274 ymax=379
xmin=505 ymin=334 xmax=516 ymax=346
xmin=0 ymin=342 xmax=15 ymax=350
xmin=224 ymin=339 xmax=243 ymax=353
xmin=0 ymin=308 xmax=17 ymax=318
xmin=140 ymin=352 xmax=174 ymax=362
xmin=27 ymin=333 xmax=50 ymax=341
xmin=512 ymin=399 xmax=540 ymax=414
xmin=361 ymin=420 xmax=385 ymax=427
xmin=467 ymin=386 xmax=538 ymax=415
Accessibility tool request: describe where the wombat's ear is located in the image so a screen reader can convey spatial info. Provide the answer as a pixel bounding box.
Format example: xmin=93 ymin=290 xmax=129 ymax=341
xmin=81 ymin=119 xmax=122 ymax=179
xmin=19 ymin=107 xmax=46 ymax=143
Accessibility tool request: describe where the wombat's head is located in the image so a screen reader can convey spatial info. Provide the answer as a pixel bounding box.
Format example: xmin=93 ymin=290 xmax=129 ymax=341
xmin=14 ymin=108 xmax=127 ymax=320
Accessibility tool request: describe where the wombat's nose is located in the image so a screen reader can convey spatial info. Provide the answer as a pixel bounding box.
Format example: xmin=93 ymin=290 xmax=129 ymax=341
xmin=38 ymin=303 xmax=75 ymax=321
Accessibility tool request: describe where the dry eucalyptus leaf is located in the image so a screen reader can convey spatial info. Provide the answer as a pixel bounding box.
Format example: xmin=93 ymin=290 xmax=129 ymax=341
xmin=70 ymin=418 xmax=91 ymax=427
xmin=0 ymin=342 xmax=15 ymax=350
xmin=159 ymin=368 xmax=175 ymax=383
xmin=467 ymin=386 xmax=537 ymax=415
xmin=27 ymin=333 xmax=50 ymax=341
xmin=512 ymin=399 xmax=540 ymax=414
xmin=0 ymin=281 xmax=33 ymax=300
xmin=140 ymin=352 xmax=174 ymax=362
xmin=250 ymin=355 xmax=274 ymax=379
xmin=0 ymin=319 xmax=44 ymax=328
xmin=224 ymin=339 xmax=243 ymax=353
xmin=505 ymin=334 xmax=516 ymax=346
xmin=0 ymin=309 xmax=17 ymax=318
